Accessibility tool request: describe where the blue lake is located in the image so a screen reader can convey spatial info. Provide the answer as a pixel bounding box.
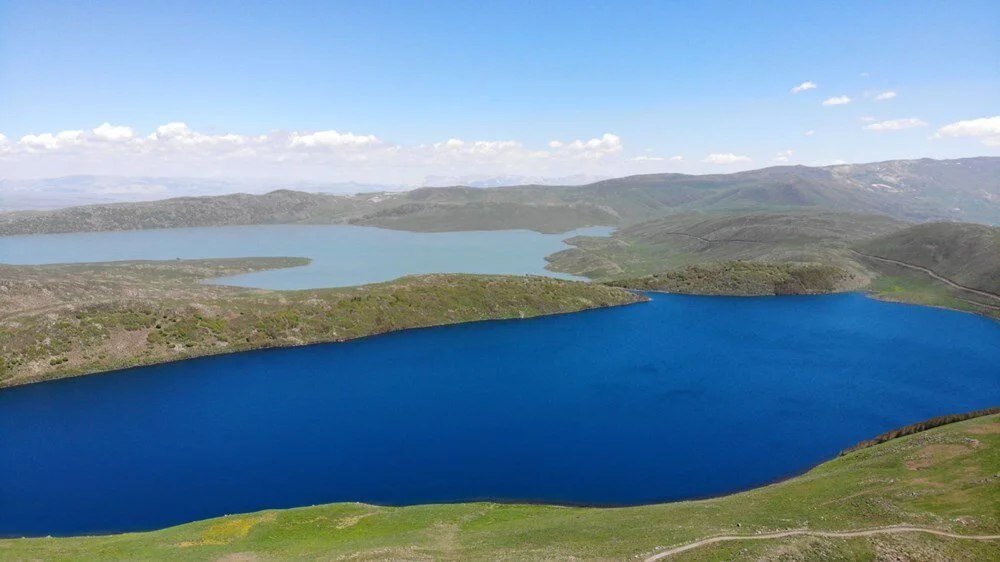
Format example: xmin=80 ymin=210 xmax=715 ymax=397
xmin=0 ymin=225 xmax=610 ymax=289
xmin=1 ymin=292 xmax=998 ymax=537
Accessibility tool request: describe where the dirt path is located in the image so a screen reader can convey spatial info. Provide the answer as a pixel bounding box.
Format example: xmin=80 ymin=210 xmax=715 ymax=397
xmin=642 ymin=526 xmax=1000 ymax=560
xmin=850 ymin=249 xmax=1000 ymax=304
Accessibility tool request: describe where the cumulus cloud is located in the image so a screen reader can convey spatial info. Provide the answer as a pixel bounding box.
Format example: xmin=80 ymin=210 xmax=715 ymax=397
xmin=863 ymin=118 xmax=928 ymax=131
xmin=433 ymin=138 xmax=523 ymax=155
xmin=804 ymin=130 xmax=816 ymax=137
xmin=92 ymin=122 xmax=135 ymax=142
xmin=822 ymin=95 xmax=851 ymax=106
xmin=934 ymin=116 xmax=1000 ymax=146
xmin=19 ymin=130 xmax=85 ymax=151
xmin=790 ymin=81 xmax=817 ymax=94
xmin=702 ymin=153 xmax=751 ymax=164
xmin=548 ymin=133 xmax=623 ymax=159
xmin=0 ymin=123 xmax=644 ymax=182
xmin=289 ymin=129 xmax=381 ymax=149
xmin=874 ymin=91 xmax=897 ymax=101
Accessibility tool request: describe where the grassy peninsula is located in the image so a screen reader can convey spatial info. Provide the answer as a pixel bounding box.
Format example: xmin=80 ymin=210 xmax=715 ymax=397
xmin=0 ymin=259 xmax=643 ymax=388
xmin=2 ymin=413 xmax=997 ymax=560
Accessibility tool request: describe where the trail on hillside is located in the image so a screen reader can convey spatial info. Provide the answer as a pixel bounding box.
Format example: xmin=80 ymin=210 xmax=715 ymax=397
xmin=643 ymin=526 xmax=1000 ymax=560
xmin=850 ymin=249 xmax=1000 ymax=305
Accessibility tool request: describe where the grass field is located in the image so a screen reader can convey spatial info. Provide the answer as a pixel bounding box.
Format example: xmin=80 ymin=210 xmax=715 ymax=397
xmin=2 ymin=414 xmax=997 ymax=560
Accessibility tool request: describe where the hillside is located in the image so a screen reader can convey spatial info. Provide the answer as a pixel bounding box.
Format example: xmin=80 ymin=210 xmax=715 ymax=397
xmin=546 ymin=212 xmax=906 ymax=280
xmin=855 ymin=222 xmax=1000 ymax=295
xmin=0 ymin=157 xmax=997 ymax=236
xmin=0 ymin=260 xmax=642 ymax=387
xmin=3 ymin=413 xmax=997 ymax=560
xmin=607 ymin=262 xmax=854 ymax=296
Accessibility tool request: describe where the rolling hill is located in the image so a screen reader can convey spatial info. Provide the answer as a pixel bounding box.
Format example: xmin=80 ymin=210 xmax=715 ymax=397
xmin=545 ymin=212 xmax=907 ymax=279
xmin=855 ymin=222 xmax=1000 ymax=295
xmin=0 ymin=157 xmax=997 ymax=236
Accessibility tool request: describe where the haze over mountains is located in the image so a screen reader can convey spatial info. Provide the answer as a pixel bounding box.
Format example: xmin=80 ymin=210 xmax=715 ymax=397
xmin=1 ymin=157 xmax=997 ymax=237
xmin=0 ymin=174 xmax=610 ymax=211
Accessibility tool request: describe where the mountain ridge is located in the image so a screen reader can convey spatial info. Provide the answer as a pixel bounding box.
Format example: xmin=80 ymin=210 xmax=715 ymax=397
xmin=1 ymin=156 xmax=997 ymax=236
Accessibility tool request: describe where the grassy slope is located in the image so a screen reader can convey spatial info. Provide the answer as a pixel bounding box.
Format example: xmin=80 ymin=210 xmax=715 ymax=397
xmin=851 ymin=222 xmax=1000 ymax=319
xmin=856 ymin=222 xmax=1000 ymax=294
xmin=0 ymin=259 xmax=643 ymax=387
xmin=545 ymin=212 xmax=905 ymax=301
xmin=545 ymin=212 xmax=905 ymax=280
xmin=606 ymin=262 xmax=854 ymax=296
xmin=3 ymin=414 xmax=997 ymax=561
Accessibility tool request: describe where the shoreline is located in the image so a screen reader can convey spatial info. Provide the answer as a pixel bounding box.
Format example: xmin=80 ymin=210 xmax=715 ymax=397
xmin=0 ymin=293 xmax=648 ymax=391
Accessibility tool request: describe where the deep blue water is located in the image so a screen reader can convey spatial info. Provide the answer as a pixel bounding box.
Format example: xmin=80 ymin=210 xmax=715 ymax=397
xmin=1 ymin=292 xmax=999 ymax=537
xmin=0 ymin=224 xmax=611 ymax=289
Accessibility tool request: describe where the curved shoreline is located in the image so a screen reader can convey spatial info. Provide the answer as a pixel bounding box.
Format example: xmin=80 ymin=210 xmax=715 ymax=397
xmin=1 ymin=289 xmax=647 ymax=391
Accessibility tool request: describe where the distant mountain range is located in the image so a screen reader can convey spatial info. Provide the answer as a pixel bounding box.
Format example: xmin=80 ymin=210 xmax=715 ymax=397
xmin=0 ymin=177 xmax=408 ymax=211
xmin=0 ymin=157 xmax=997 ymax=236
xmin=421 ymin=174 xmax=609 ymax=188
xmin=0 ymin=175 xmax=608 ymax=211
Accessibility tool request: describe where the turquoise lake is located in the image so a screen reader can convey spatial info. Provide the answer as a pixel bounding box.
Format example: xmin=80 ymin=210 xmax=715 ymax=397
xmin=0 ymin=224 xmax=611 ymax=288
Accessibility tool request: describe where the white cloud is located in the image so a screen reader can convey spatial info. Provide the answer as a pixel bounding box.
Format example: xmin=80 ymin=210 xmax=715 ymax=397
xmin=461 ymin=140 xmax=519 ymax=154
xmin=289 ymin=129 xmax=381 ymax=149
xmin=822 ymin=95 xmax=851 ymax=106
xmin=702 ymin=152 xmax=751 ymax=164
xmin=791 ymin=81 xmax=817 ymax=94
xmin=549 ymin=133 xmax=623 ymax=159
xmin=934 ymin=116 xmax=1000 ymax=146
xmin=863 ymin=118 xmax=928 ymax=132
xmin=92 ymin=122 xmax=135 ymax=142
xmin=804 ymin=129 xmax=815 ymax=137
xmin=874 ymin=91 xmax=897 ymax=101
xmin=772 ymin=149 xmax=794 ymax=163
xmin=0 ymin=123 xmax=639 ymax=183
xmin=18 ymin=130 xmax=84 ymax=151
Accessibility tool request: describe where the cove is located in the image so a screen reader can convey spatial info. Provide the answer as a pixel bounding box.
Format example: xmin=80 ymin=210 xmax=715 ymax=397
xmin=0 ymin=224 xmax=611 ymax=289
xmin=1 ymin=292 xmax=999 ymax=537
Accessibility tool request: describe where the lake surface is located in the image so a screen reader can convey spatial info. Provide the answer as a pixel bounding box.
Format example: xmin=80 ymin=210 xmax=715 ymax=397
xmin=0 ymin=224 xmax=611 ymax=289
xmin=1 ymin=292 xmax=998 ymax=537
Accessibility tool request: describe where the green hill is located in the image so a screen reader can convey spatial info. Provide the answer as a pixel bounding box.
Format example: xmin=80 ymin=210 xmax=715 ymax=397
xmin=1 ymin=157 xmax=997 ymax=236
xmin=546 ymin=212 xmax=905 ymax=281
xmin=855 ymin=222 xmax=1000 ymax=295
xmin=3 ymin=413 xmax=997 ymax=560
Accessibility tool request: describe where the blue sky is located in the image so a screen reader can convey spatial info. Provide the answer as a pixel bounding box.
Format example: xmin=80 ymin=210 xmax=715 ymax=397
xmin=0 ymin=0 xmax=997 ymax=183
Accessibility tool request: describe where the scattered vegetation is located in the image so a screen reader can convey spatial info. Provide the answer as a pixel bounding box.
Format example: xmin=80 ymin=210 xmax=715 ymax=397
xmin=841 ymin=407 xmax=1000 ymax=455
xmin=545 ymin=211 xmax=903 ymax=281
xmin=2 ymin=413 xmax=997 ymax=560
xmin=607 ymin=261 xmax=852 ymax=296
xmin=0 ymin=259 xmax=643 ymax=387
